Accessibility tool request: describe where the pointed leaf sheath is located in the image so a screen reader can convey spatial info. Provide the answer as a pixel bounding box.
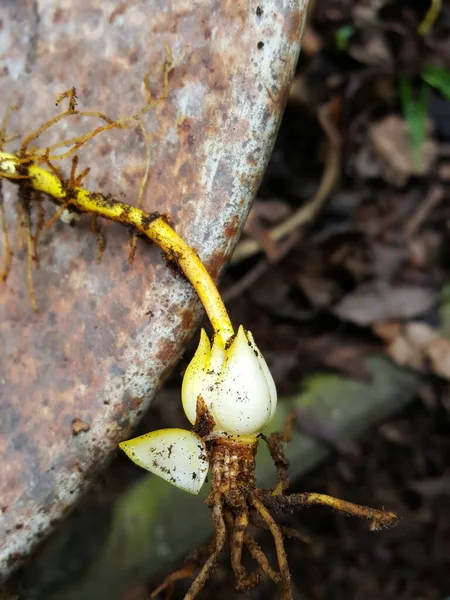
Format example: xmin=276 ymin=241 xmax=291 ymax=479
xmin=213 ymin=326 xmax=277 ymax=434
xmin=181 ymin=329 xmax=226 ymax=425
xmin=119 ymin=428 xmax=209 ymax=494
xmin=246 ymin=329 xmax=278 ymax=422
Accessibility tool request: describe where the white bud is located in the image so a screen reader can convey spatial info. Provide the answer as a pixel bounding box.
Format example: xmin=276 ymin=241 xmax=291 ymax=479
xmin=182 ymin=326 xmax=277 ymax=436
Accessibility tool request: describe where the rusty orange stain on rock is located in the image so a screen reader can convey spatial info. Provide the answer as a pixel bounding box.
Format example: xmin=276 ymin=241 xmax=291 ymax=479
xmin=156 ymin=339 xmax=177 ymax=364
xmin=179 ymin=307 xmax=196 ymax=333
xmin=223 ymin=214 xmax=241 ymax=240
xmin=71 ymin=419 xmax=91 ymax=436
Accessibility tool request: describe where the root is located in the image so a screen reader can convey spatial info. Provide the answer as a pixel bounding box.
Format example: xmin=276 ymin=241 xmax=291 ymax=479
xmin=127 ymin=230 xmax=139 ymax=264
xmin=56 ymin=87 xmax=78 ymax=112
xmin=0 ymin=181 xmax=13 ymax=281
xmin=0 ymin=45 xmax=188 ymax=312
xmin=136 ymin=116 xmax=151 ymax=211
xmin=31 ymin=193 xmax=44 ymax=268
xmin=35 ymin=121 xmax=126 ymax=163
xmin=0 ymin=105 xmax=18 ymax=150
xmin=225 ymin=509 xmax=259 ymax=592
xmin=261 ymin=410 xmax=296 ymax=496
xmin=42 ymin=155 xmax=64 ymax=182
xmin=262 ymin=412 xmax=397 ymax=533
xmin=16 ymin=200 xmax=23 ymax=250
xmin=74 ymin=166 xmax=91 ymax=186
xmin=131 ymin=42 xmax=184 ymax=122
xmin=90 ymin=214 xmax=105 ymax=263
xmin=20 ymin=86 xmax=116 ymax=160
xmin=243 ymin=532 xmax=281 ymax=584
xmin=250 ymin=493 xmax=293 ymax=600
xmin=150 ymin=540 xmax=216 ymax=599
xmin=278 ymin=525 xmax=312 ymax=545
xmin=43 ymin=199 xmax=73 ymax=230
xmin=18 ymin=184 xmax=39 ymax=312
xmin=266 ymin=491 xmax=398 ymax=531
xmin=42 ymin=157 xmax=83 ymax=230
xmin=68 ymin=155 xmax=90 ymax=188
xmin=69 ymin=155 xmax=79 ymax=187
xmin=184 ymin=498 xmax=226 ymax=600
xmin=20 ymin=44 xmax=183 ymax=165
xmin=150 ymin=565 xmax=197 ymax=599
xmin=24 ymin=209 xmax=39 ymax=312
xmin=126 ymin=115 xmax=152 ymax=264
xmin=250 ymin=507 xmax=312 ymax=546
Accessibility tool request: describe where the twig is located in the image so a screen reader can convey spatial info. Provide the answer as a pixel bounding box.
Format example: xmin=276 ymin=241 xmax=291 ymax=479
xmin=222 ymin=259 xmax=269 ymax=303
xmin=231 ymin=101 xmax=341 ymax=265
xmin=404 ymin=184 xmax=443 ymax=238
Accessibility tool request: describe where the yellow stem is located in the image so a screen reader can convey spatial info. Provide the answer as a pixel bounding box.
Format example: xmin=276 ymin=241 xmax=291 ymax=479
xmin=417 ymin=0 xmax=441 ymax=35
xmin=0 ymin=152 xmax=234 ymax=342
xmin=146 ymin=218 xmax=234 ymax=342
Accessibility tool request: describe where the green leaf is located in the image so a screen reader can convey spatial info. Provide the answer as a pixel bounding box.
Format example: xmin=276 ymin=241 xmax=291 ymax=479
xmin=422 ymin=65 xmax=450 ymax=100
xmin=399 ymin=77 xmax=429 ymax=173
xmin=335 ymin=25 xmax=355 ymax=52
xmin=417 ymin=0 xmax=442 ymax=36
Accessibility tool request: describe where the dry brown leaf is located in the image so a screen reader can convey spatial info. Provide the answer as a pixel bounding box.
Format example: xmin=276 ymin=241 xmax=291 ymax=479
xmin=438 ymin=161 xmax=450 ymax=181
xmin=333 ymin=283 xmax=436 ymax=326
xmin=289 ymin=73 xmax=310 ymax=104
xmin=301 ymin=24 xmax=324 ymax=56
xmin=297 ymin=273 xmax=340 ymax=308
xmin=120 ymin=585 xmax=150 ymax=600
xmin=408 ymin=476 xmax=450 ymax=498
xmin=352 ymin=1 xmax=390 ymax=26
xmin=369 ymin=115 xmax=438 ymax=186
xmin=349 ymin=32 xmax=393 ymax=68
xmin=302 ymin=333 xmax=375 ymax=381
xmin=252 ymin=199 xmax=291 ymax=223
xmin=386 ymin=325 xmax=428 ymax=371
xmin=372 ymin=322 xmax=402 ymax=342
xmin=353 ymin=145 xmax=382 ymax=180
xmin=378 ymin=322 xmax=450 ymax=380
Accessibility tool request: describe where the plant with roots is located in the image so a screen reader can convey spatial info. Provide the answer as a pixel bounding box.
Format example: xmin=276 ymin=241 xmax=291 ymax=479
xmin=0 ymin=48 xmax=398 ymax=600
